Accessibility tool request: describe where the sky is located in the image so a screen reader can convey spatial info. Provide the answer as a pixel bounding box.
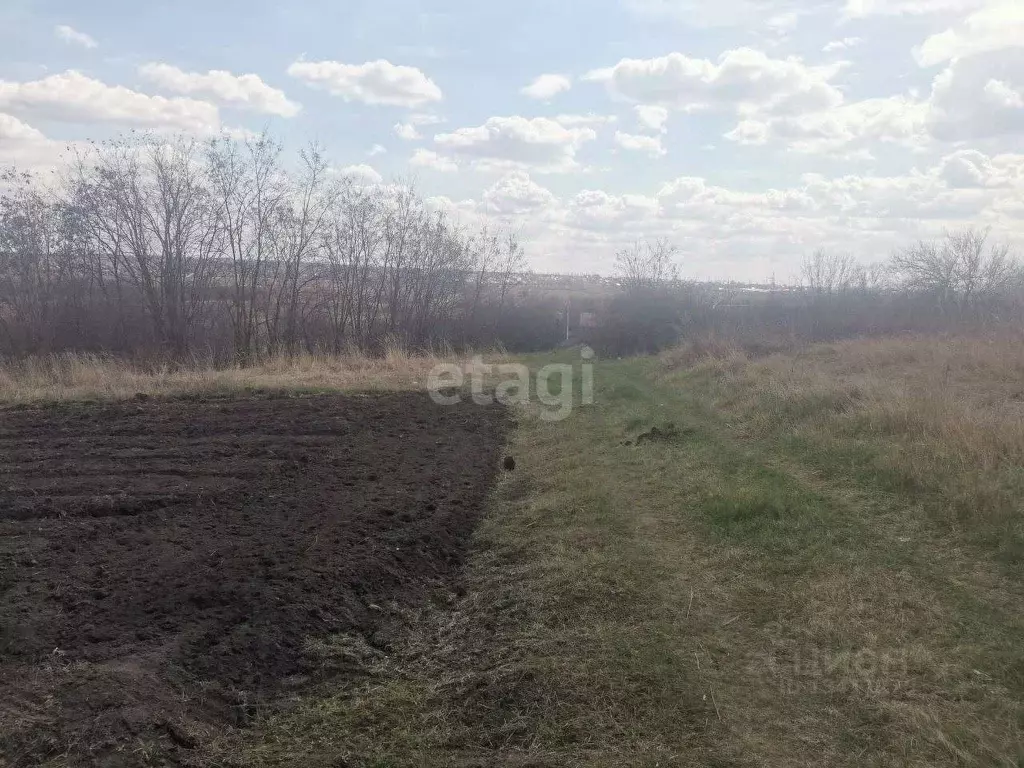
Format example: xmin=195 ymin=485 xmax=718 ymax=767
xmin=0 ymin=0 xmax=1022 ymax=280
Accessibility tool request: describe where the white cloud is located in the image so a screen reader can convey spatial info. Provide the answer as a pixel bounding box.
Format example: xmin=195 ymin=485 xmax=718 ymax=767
xmin=368 ymin=143 xmax=387 ymax=156
xmin=417 ymin=147 xmax=1024 ymax=278
xmin=614 ymin=131 xmax=667 ymax=157
xmin=0 ymin=71 xmax=219 ymax=132
xmin=410 ymin=148 xmax=457 ymax=172
xmin=221 ymin=125 xmax=261 ymax=142
xmin=333 ymin=164 xmax=383 ymax=184
xmin=643 ymin=157 xmax=1020 ymax=276
xmin=287 ymin=59 xmax=442 ymax=107
xmin=586 ymin=48 xmax=844 ymax=118
xmin=935 ymin=148 xmax=1014 ymax=188
xmin=0 ymin=113 xmax=50 ymax=161
xmin=635 ymin=105 xmax=669 ymax=132
xmin=393 ymin=114 xmax=445 ymax=141
xmin=725 ymin=95 xmax=930 ymax=153
xmin=725 ymin=119 xmax=771 ymax=145
xmin=983 ymin=79 xmax=1024 ymax=108
xmin=521 ymin=73 xmax=572 ymax=100
xmin=433 ymin=115 xmax=597 ymax=173
xmin=658 ymin=175 xmax=818 ymax=215
xmin=139 ymin=63 xmax=300 ymax=117
xmin=54 ymin=24 xmax=97 ymax=49
xmin=0 ymin=113 xmax=45 ymax=143
xmin=729 ymin=39 xmax=1024 ymax=153
xmin=482 ymin=171 xmax=557 ymax=215
xmin=797 ymin=169 xmax=989 ymax=221
xmin=823 ymin=37 xmax=863 ymax=53
xmin=567 ymin=189 xmax=660 ymax=233
xmin=914 ymin=1 xmax=1024 ymax=67
xmin=423 ymin=195 xmax=484 ymax=227
xmin=0 ymin=114 xmax=77 ymax=172
xmin=394 ymin=122 xmax=421 ymax=140
xmin=926 ymin=50 xmax=1024 ymax=141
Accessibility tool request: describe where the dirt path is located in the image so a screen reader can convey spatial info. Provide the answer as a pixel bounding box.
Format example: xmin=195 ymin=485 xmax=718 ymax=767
xmin=0 ymin=392 xmax=507 ymax=767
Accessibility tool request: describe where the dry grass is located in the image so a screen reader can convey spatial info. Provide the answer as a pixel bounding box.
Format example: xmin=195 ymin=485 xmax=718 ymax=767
xmin=0 ymin=347 xmax=505 ymax=403
xmin=646 ymin=333 xmax=1024 ymax=765
xmin=671 ymin=334 xmax=1024 ymax=558
xmin=647 ymin=333 xmax=1024 ymax=765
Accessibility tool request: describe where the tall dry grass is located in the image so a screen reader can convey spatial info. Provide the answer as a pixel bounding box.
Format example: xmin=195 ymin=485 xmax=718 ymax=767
xmin=0 ymin=345 xmax=505 ymax=404
xmin=665 ymin=333 xmax=1024 ymax=556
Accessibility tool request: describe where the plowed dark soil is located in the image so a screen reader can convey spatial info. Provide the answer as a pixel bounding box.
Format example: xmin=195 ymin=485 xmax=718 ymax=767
xmin=0 ymin=392 xmax=507 ymax=766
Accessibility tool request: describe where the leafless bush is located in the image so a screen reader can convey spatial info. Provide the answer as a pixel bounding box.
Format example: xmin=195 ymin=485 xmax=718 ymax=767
xmin=801 ymin=249 xmax=861 ymax=295
xmin=890 ymin=228 xmax=1022 ymax=314
xmin=780 ymin=232 xmax=1022 ymax=343
xmin=614 ymin=238 xmax=679 ymax=292
xmin=587 ymin=239 xmax=690 ymax=355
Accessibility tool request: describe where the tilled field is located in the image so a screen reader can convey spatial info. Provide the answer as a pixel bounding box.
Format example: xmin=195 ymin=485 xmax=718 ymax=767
xmin=0 ymin=392 xmax=507 ymax=767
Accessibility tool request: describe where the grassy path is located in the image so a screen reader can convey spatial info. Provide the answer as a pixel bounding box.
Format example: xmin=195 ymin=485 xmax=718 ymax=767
xmin=228 ymin=352 xmax=1023 ymax=767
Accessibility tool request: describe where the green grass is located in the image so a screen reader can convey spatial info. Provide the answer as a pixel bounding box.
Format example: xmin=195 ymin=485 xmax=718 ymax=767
xmin=210 ymin=349 xmax=1024 ymax=767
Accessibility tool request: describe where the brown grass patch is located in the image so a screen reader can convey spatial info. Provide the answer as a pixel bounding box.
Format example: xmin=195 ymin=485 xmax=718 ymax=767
xmin=0 ymin=347 xmax=507 ymax=403
xmin=665 ymin=334 xmax=1024 ymax=555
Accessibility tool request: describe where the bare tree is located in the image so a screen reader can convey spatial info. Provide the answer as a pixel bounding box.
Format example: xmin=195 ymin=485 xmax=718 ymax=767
xmin=494 ymin=229 xmax=527 ymax=324
xmin=801 ymin=249 xmax=860 ymax=295
xmin=71 ymin=136 xmax=220 ymax=356
xmin=205 ymin=133 xmax=290 ymax=362
xmin=854 ymin=261 xmax=895 ymax=293
xmin=0 ymin=170 xmax=65 ymax=353
xmin=466 ymin=226 xmax=498 ymax=330
xmin=891 ymin=228 xmax=1021 ymax=312
xmin=266 ymin=142 xmax=335 ymax=356
xmin=1 ymin=129 xmax=539 ymax=360
xmin=614 ymin=238 xmax=679 ymax=292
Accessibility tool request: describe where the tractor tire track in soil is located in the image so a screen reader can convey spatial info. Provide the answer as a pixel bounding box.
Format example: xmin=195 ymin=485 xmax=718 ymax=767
xmin=0 ymin=391 xmax=508 ymax=766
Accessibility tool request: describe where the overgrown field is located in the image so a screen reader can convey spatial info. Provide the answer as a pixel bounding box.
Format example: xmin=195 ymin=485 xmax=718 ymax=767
xmin=2 ymin=337 xmax=1022 ymax=766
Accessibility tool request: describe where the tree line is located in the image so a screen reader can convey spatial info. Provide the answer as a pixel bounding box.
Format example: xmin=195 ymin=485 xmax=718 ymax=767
xmin=594 ymin=232 xmax=1024 ymax=355
xmin=0 ymin=133 xmax=526 ymax=362
xmin=4 ymin=132 xmax=1022 ymax=363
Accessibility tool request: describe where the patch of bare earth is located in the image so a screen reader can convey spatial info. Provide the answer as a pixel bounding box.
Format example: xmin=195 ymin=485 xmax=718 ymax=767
xmin=0 ymin=392 xmax=507 ymax=767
